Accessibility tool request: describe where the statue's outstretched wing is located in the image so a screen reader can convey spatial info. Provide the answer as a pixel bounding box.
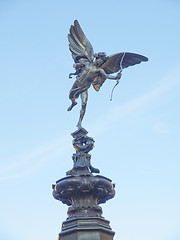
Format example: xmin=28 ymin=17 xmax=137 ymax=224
xmin=68 ymin=20 xmax=94 ymax=63
xmin=101 ymin=52 xmax=148 ymax=74
xmin=92 ymin=52 xmax=148 ymax=91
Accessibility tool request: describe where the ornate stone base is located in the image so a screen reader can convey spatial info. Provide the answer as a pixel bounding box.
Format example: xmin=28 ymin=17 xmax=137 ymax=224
xmin=52 ymin=175 xmax=115 ymax=218
xmin=52 ymin=174 xmax=115 ymax=240
xmin=52 ymin=128 xmax=116 ymax=240
xmin=58 ymin=217 xmax=115 ymax=240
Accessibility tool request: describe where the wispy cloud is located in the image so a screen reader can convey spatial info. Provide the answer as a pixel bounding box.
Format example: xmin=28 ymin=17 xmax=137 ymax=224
xmin=89 ymin=66 xmax=180 ymax=136
xmin=0 ymin=135 xmax=71 ymax=182
xmin=1 ymin=66 xmax=179 ymax=182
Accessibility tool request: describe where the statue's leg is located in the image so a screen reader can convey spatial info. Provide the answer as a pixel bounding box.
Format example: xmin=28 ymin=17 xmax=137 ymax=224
xmin=67 ymin=97 xmax=77 ymax=111
xmin=67 ymin=81 xmax=80 ymax=111
xmin=76 ymin=90 xmax=88 ymax=129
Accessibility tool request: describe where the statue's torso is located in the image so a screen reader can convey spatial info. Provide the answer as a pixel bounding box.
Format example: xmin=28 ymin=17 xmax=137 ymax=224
xmin=77 ymin=64 xmax=102 ymax=84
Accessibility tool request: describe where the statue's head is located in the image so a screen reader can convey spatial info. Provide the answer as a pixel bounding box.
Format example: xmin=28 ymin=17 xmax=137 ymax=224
xmin=95 ymin=52 xmax=107 ymax=60
xmin=94 ymin=52 xmax=107 ymax=66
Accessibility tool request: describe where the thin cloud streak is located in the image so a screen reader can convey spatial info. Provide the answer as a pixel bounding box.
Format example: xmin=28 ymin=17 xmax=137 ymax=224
xmin=1 ymin=67 xmax=179 ymax=182
xmin=0 ymin=135 xmax=71 ymax=182
xmin=89 ymin=66 xmax=180 ymax=136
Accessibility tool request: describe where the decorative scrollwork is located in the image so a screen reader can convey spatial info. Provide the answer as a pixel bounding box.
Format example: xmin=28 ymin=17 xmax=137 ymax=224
xmin=52 ymin=175 xmax=115 ymax=218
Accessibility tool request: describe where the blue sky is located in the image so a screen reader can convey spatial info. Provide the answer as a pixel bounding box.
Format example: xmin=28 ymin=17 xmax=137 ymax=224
xmin=0 ymin=0 xmax=180 ymax=240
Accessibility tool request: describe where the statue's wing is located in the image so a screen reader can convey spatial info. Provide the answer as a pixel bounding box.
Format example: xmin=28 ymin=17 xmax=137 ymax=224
xmin=92 ymin=52 xmax=148 ymax=91
xmin=101 ymin=52 xmax=148 ymax=74
xmin=68 ymin=20 xmax=94 ymax=63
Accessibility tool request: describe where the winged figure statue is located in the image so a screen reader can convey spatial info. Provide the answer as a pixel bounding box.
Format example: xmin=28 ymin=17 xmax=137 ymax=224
xmin=68 ymin=20 xmax=148 ymax=129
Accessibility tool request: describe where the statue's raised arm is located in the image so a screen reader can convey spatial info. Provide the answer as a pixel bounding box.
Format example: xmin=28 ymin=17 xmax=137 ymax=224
xmin=67 ymin=20 xmax=148 ymax=130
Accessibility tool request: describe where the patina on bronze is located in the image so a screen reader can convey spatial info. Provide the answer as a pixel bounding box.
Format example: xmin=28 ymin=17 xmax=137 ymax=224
xmin=68 ymin=20 xmax=148 ymax=130
xmin=52 ymin=175 xmax=115 ymax=240
xmin=52 ymin=20 xmax=148 ymax=240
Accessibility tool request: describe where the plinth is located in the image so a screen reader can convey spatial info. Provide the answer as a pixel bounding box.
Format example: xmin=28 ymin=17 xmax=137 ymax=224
xmin=52 ymin=129 xmax=116 ymax=240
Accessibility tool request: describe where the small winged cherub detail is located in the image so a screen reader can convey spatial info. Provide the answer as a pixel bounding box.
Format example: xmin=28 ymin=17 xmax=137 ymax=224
xmin=68 ymin=20 xmax=148 ymax=129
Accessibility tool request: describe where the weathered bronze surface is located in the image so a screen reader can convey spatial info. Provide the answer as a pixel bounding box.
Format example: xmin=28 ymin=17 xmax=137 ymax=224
xmin=52 ymin=174 xmax=115 ymax=240
xmin=53 ymin=175 xmax=115 ymax=218
xmin=58 ymin=217 xmax=115 ymax=240
xmin=68 ymin=20 xmax=148 ymax=130
xmin=52 ymin=20 xmax=148 ymax=240
xmin=67 ymin=128 xmax=99 ymax=176
xmin=52 ymin=123 xmax=116 ymax=239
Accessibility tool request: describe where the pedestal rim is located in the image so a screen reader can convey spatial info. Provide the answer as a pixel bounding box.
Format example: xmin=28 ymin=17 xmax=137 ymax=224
xmin=60 ymin=216 xmax=115 ymax=237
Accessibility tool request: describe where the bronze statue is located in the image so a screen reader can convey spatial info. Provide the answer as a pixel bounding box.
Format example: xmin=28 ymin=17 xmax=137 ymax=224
xmin=52 ymin=20 xmax=149 ymax=240
xmin=68 ymin=20 xmax=148 ymax=129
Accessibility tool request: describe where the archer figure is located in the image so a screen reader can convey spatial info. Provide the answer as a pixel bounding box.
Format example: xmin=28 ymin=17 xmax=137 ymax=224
xmin=68 ymin=20 xmax=148 ymax=129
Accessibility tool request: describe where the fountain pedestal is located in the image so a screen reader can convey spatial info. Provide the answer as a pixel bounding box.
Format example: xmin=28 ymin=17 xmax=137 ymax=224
xmin=52 ymin=129 xmax=115 ymax=240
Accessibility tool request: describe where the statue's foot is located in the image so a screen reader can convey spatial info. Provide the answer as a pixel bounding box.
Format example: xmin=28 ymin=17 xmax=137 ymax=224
xmin=67 ymin=101 xmax=77 ymax=111
xmin=76 ymin=122 xmax=82 ymax=129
